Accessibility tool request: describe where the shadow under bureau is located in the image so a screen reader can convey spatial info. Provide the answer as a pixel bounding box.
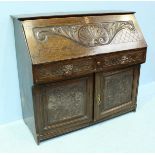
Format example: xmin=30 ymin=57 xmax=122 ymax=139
xmin=12 ymin=11 xmax=147 ymax=144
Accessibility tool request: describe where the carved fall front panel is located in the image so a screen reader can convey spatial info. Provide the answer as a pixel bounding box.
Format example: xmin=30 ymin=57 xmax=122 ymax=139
xmin=33 ymin=20 xmax=141 ymax=47
xmin=45 ymin=80 xmax=86 ymax=124
xmin=100 ymin=69 xmax=133 ymax=112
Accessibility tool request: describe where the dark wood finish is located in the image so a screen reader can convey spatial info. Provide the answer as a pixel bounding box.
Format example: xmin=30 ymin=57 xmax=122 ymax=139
xmin=12 ymin=11 xmax=147 ymax=144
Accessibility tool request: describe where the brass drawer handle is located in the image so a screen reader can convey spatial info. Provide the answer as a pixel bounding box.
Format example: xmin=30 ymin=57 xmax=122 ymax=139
xmin=97 ymin=94 xmax=101 ymax=106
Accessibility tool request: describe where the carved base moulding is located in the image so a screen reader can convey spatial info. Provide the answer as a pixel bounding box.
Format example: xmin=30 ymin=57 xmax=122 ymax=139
xmin=12 ymin=11 xmax=147 ymax=144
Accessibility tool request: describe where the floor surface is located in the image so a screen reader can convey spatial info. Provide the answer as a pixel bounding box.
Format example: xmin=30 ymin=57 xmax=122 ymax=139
xmin=0 ymin=82 xmax=155 ymax=153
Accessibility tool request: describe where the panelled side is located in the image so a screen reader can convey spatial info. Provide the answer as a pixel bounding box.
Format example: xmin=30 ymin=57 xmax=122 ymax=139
xmin=13 ymin=18 xmax=38 ymax=143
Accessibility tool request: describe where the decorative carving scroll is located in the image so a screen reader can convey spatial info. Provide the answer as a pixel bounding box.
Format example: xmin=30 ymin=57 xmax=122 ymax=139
xmin=103 ymin=51 xmax=145 ymax=67
xmin=33 ymin=21 xmax=137 ymax=47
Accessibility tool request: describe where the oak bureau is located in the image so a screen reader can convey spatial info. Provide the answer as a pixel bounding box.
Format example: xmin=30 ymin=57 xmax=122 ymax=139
xmin=12 ymin=11 xmax=147 ymax=144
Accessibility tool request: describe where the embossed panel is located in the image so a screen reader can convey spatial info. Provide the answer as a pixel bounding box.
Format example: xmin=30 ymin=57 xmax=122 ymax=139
xmin=35 ymin=76 xmax=93 ymax=135
xmin=94 ymin=67 xmax=138 ymax=121
xmin=100 ymin=69 xmax=133 ymax=112
xmin=46 ymin=80 xmax=86 ymax=124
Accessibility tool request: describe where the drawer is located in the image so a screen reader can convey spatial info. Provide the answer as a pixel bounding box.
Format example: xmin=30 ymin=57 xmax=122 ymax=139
xmin=95 ymin=48 xmax=146 ymax=71
xmin=33 ymin=48 xmax=146 ymax=84
xmin=33 ymin=57 xmax=95 ymax=84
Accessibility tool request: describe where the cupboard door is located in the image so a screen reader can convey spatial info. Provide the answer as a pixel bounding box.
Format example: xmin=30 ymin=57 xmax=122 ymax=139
xmin=94 ymin=65 xmax=140 ymax=121
xmin=34 ymin=75 xmax=93 ymax=140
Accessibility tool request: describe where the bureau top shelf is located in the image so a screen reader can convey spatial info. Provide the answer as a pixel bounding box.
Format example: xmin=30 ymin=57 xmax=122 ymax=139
xmin=12 ymin=11 xmax=147 ymax=65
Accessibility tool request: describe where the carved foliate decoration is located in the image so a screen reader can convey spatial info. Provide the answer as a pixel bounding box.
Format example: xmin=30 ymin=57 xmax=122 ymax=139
xmin=35 ymin=58 xmax=94 ymax=83
xmin=34 ymin=49 xmax=145 ymax=84
xmin=62 ymin=64 xmax=73 ymax=75
xmin=103 ymin=50 xmax=145 ymax=67
xmin=33 ymin=20 xmax=138 ymax=47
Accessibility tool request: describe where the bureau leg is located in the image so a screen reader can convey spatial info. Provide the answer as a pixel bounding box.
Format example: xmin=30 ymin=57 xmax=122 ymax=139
xmin=35 ymin=134 xmax=40 ymax=145
xmin=132 ymin=104 xmax=137 ymax=112
xmin=37 ymin=140 xmax=40 ymax=145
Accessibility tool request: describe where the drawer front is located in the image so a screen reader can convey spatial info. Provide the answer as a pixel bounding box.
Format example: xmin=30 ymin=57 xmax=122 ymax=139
xmin=33 ymin=57 xmax=94 ymax=84
xmin=95 ymin=48 xmax=146 ymax=71
xmin=33 ymin=48 xmax=146 ymax=84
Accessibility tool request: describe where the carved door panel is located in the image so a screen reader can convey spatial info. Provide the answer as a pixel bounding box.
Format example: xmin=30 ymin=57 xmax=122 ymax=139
xmin=94 ymin=65 xmax=140 ymax=121
xmin=34 ymin=75 xmax=93 ymax=138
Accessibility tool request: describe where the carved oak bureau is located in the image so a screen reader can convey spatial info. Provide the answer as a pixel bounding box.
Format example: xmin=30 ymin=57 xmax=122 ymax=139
xmin=12 ymin=11 xmax=147 ymax=144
